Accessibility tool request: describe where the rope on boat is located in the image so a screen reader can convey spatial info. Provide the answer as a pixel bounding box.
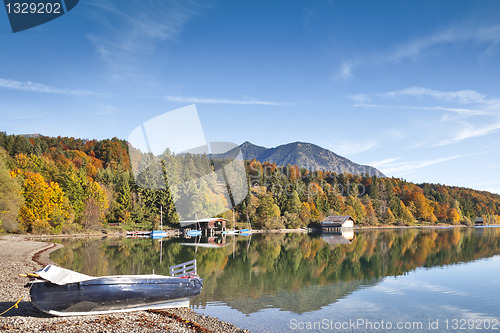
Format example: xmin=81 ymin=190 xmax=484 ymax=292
xmin=0 ymin=242 xmax=56 ymax=316
xmin=0 ymin=292 xmax=26 ymax=316
xmin=0 ymin=281 xmax=33 ymax=316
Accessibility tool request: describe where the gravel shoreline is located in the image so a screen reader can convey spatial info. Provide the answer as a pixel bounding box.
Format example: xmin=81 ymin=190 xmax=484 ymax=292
xmin=0 ymin=235 xmax=250 ymax=333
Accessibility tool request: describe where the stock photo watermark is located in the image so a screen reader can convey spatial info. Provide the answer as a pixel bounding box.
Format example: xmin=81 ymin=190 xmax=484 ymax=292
xmin=248 ymin=162 xmax=367 ymax=198
xmin=3 ymin=0 xmax=79 ymax=33
xmin=127 ymin=105 xmax=249 ymax=221
xmin=289 ymin=317 xmax=499 ymax=331
xmin=259 ymin=181 xmax=367 ymax=198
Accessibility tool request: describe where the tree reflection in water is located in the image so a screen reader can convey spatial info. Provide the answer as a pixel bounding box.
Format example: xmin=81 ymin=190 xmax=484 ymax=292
xmin=50 ymin=227 xmax=500 ymax=314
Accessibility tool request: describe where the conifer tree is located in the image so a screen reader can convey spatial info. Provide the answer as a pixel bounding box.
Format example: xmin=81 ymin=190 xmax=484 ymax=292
xmin=286 ymin=190 xmax=302 ymax=215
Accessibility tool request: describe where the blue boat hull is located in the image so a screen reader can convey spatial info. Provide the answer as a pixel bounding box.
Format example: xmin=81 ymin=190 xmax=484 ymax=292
xmin=30 ymin=275 xmax=202 ymax=316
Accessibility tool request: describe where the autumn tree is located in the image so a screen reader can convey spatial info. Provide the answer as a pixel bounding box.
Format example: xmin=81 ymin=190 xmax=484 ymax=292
xmin=83 ymin=179 xmax=109 ymax=226
xmin=308 ymin=202 xmax=320 ymax=221
xmin=256 ymin=194 xmax=282 ymax=229
xmin=285 ymin=190 xmax=302 ymax=215
xmin=81 ymin=198 xmax=101 ymax=230
xmin=448 ymin=208 xmax=461 ymax=224
xmin=363 ymin=197 xmax=378 ymax=225
xmin=385 ymin=208 xmax=396 ymax=225
xmin=256 ymin=194 xmax=280 ymax=220
xmin=283 ymin=211 xmax=302 ymax=229
xmin=404 ymin=191 xmax=436 ymax=222
xmin=299 ymin=202 xmax=311 ymax=223
xmin=0 ymin=148 xmax=23 ymax=232
xmin=15 ymin=171 xmax=72 ymax=233
xmin=339 ymin=195 xmax=364 ymax=222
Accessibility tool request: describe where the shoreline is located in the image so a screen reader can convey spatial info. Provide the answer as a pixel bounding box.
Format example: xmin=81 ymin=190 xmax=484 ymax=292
xmin=0 ymin=235 xmax=249 ymax=333
xmin=18 ymin=222 xmax=495 ymax=240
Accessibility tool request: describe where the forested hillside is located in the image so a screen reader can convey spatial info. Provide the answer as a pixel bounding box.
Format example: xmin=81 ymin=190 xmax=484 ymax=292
xmin=0 ymin=132 xmax=499 ymax=234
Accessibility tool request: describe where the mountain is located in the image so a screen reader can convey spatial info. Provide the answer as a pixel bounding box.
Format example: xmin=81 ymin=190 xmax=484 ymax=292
xmin=216 ymin=141 xmax=385 ymax=177
xmin=19 ymin=133 xmax=43 ymax=138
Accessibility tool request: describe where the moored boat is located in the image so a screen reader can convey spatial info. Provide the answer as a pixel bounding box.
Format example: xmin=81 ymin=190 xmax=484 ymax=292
xmin=222 ymin=230 xmax=239 ymax=235
xmin=22 ymin=260 xmax=202 ymax=316
xmin=127 ymin=230 xmax=152 ymax=238
xmin=239 ymin=228 xmax=252 ymax=236
xmin=185 ymin=229 xmax=202 ymax=237
xmin=150 ymin=229 xmax=168 ymax=238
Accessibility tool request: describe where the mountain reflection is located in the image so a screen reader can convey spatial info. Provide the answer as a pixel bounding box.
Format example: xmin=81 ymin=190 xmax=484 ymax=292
xmin=50 ymin=227 xmax=500 ymax=314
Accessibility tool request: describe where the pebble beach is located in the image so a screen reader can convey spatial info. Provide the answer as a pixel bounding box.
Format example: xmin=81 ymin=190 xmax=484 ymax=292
xmin=0 ymin=235 xmax=249 ymax=333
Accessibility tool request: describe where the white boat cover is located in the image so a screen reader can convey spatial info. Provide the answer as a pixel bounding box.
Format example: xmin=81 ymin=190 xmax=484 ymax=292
xmin=35 ymin=265 xmax=95 ymax=285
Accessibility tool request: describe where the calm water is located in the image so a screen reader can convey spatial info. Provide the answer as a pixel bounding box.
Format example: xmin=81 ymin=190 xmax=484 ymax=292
xmin=50 ymin=227 xmax=500 ymax=332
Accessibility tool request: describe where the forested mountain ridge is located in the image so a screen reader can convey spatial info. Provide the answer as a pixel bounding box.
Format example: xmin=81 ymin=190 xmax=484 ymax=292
xmin=215 ymin=141 xmax=385 ymax=178
xmin=0 ymin=132 xmax=499 ymax=234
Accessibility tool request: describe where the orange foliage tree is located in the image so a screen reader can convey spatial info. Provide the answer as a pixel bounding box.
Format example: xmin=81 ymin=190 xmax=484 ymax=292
xmin=448 ymin=208 xmax=461 ymax=224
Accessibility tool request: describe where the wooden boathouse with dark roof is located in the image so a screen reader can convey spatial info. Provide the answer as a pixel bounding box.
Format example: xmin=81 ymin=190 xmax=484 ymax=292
xmin=321 ymin=215 xmax=355 ymax=233
xmin=179 ymin=218 xmax=228 ymax=236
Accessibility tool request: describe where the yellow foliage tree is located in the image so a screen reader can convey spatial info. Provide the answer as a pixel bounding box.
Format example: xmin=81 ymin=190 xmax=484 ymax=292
xmin=407 ymin=192 xmax=436 ymax=222
xmin=16 ymin=171 xmax=71 ymax=233
xmin=299 ymin=202 xmax=312 ymax=222
xmin=308 ymin=202 xmax=320 ymax=221
xmin=86 ymin=179 xmax=109 ymax=220
xmin=364 ymin=199 xmax=378 ymax=225
xmin=346 ymin=196 xmax=367 ymax=221
xmin=400 ymin=200 xmax=415 ymax=223
xmin=385 ymin=208 xmax=396 ymax=224
xmin=448 ymin=208 xmax=461 ymax=224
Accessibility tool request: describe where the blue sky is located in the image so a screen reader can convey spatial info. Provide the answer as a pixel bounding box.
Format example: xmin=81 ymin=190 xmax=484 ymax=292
xmin=1 ymin=0 xmax=500 ymax=193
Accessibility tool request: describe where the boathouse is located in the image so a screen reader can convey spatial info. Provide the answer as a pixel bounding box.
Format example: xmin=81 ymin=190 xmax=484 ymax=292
xmin=322 ymin=230 xmax=355 ymax=245
xmin=321 ymin=215 xmax=355 ymax=233
xmin=180 ymin=235 xmax=227 ymax=248
xmin=475 ymin=217 xmax=485 ymax=226
xmin=179 ymin=218 xmax=228 ymax=236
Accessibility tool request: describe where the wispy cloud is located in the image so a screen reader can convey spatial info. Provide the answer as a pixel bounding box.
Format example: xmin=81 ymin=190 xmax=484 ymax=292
xmin=333 ymin=61 xmax=354 ymax=81
xmin=354 ymin=86 xmax=490 ymax=106
xmin=350 ymin=86 xmax=500 ymax=147
xmin=349 ymin=93 xmax=371 ymax=105
xmin=329 ymin=141 xmax=378 ymax=156
xmin=343 ymin=23 xmax=500 ymax=79
xmin=86 ymin=0 xmax=204 ymax=81
xmin=369 ymin=157 xmax=401 ymax=168
xmin=388 ymin=24 xmax=500 ymax=63
xmin=381 ymin=86 xmax=486 ymax=104
xmin=373 ymin=153 xmax=481 ymax=175
xmin=350 ymin=86 xmax=495 ymax=116
xmin=165 ymin=95 xmax=286 ymax=106
xmin=429 ymin=106 xmax=491 ymax=116
xmin=0 ymin=78 xmax=98 ymax=96
xmin=436 ymin=121 xmax=500 ymax=146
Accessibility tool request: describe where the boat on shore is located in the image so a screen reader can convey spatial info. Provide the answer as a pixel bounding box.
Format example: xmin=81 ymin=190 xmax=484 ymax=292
xmin=22 ymin=260 xmax=202 ymax=316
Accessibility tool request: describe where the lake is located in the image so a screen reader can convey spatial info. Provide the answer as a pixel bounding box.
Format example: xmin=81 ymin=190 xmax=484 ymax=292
xmin=50 ymin=227 xmax=500 ymax=332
